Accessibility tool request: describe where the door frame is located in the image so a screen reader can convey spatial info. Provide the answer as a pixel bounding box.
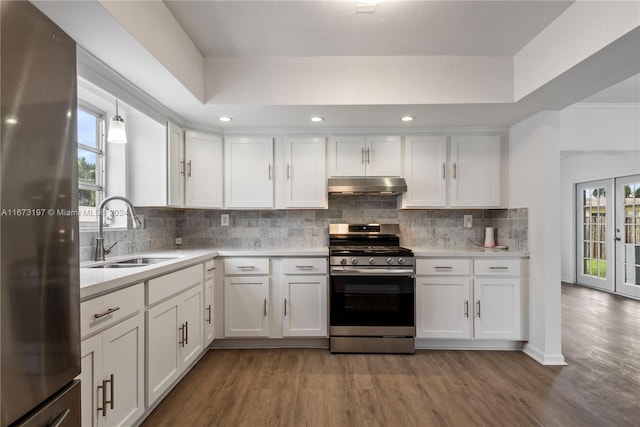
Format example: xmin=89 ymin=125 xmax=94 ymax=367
xmin=615 ymin=175 xmax=640 ymax=298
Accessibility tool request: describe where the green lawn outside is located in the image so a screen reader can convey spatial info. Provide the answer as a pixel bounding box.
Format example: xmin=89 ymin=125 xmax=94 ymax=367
xmin=585 ymin=259 xmax=607 ymax=278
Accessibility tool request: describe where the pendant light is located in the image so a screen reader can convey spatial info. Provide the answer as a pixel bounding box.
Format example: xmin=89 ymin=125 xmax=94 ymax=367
xmin=108 ymin=99 xmax=127 ymax=144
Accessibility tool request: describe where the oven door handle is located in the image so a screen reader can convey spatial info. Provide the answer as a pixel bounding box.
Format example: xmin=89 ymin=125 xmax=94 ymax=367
xmin=330 ymin=267 xmax=414 ymax=276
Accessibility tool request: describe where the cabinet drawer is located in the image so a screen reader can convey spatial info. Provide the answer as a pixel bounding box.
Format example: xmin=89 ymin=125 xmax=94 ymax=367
xmin=148 ymin=264 xmax=203 ymax=305
xmin=282 ymin=258 xmax=327 ymax=275
xmin=416 ymin=259 xmax=471 ymax=276
xmin=81 ymin=283 xmax=144 ymax=338
xmin=474 ymin=259 xmax=521 ymax=276
xmin=205 ymin=259 xmax=216 ymax=278
xmin=224 ymin=258 xmax=269 ymax=275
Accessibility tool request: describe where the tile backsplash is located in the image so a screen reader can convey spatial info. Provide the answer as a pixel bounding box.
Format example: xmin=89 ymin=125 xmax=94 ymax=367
xmin=78 ymin=197 xmax=528 ymax=263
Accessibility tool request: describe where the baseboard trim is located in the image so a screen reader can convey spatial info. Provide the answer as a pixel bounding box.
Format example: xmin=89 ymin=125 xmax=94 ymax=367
xmin=523 ymin=343 xmax=567 ymax=365
xmin=210 ymin=338 xmax=329 ymax=349
xmin=415 ymin=339 xmax=524 ymax=351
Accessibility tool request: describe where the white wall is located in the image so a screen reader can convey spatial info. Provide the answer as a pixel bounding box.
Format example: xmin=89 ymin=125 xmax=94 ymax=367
xmin=509 ymin=111 xmax=565 ymax=365
xmin=559 ymin=104 xmax=640 ymax=283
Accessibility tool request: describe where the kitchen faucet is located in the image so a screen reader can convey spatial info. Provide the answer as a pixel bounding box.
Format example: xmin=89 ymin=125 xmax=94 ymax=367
xmin=95 ymin=195 xmax=142 ymax=261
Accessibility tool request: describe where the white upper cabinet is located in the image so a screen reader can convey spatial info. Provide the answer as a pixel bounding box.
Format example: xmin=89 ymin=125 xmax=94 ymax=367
xmin=450 ymin=135 xmax=501 ymax=207
xmin=185 ymin=131 xmax=223 ymax=208
xmin=328 ymin=136 xmax=401 ymax=177
xmin=402 ymin=134 xmax=502 ymax=208
xmin=403 ymin=135 xmax=447 ymax=207
xmin=167 ymin=122 xmax=185 ymax=207
xmin=224 ymin=137 xmax=274 ymax=208
xmin=284 ymin=136 xmax=327 ymax=208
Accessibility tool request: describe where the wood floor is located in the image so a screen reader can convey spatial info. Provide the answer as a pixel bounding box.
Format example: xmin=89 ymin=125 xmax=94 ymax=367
xmin=142 ymin=283 xmax=640 ymax=426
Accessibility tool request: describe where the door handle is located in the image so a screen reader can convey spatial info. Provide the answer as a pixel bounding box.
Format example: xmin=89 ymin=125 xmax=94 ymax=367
xmin=476 ymin=300 xmax=481 ymax=318
xmin=366 ymin=148 xmax=371 ymax=164
xmin=106 ymin=374 xmax=114 ymax=410
xmin=206 ymin=305 xmax=212 ymax=324
xmin=453 ymin=162 xmax=457 ymax=179
xmin=442 ymin=163 xmax=446 ymax=179
xmin=464 ymin=300 xmax=469 ymax=318
xmin=284 ymin=298 xmax=288 ymax=317
xmin=187 ymin=160 xmax=192 ymax=177
xmin=97 ymin=380 xmax=107 ymax=417
xmin=179 ymin=324 xmax=185 ymax=347
xmin=264 ymin=299 xmax=267 ymax=317
xmin=184 ymin=321 xmax=188 ymax=345
xmin=180 ymin=160 xmax=185 ymax=176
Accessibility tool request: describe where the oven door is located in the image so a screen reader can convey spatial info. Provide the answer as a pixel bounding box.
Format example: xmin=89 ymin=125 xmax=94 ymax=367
xmin=330 ymin=272 xmax=415 ymax=336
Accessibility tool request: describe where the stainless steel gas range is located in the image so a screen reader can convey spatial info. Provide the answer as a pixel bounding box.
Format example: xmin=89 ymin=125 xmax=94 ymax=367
xmin=329 ymin=224 xmax=415 ymax=354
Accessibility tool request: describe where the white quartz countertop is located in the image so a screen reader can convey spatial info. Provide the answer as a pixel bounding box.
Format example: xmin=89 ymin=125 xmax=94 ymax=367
xmin=410 ymin=246 xmax=529 ymax=258
xmin=79 ymin=247 xmax=329 ymax=301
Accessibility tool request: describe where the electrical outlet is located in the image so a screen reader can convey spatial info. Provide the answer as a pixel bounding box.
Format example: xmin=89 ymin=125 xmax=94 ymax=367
xmin=175 ymin=237 xmax=182 ymax=245
xmin=463 ymin=215 xmax=473 ymax=229
xmin=221 ymin=214 xmax=230 ymax=227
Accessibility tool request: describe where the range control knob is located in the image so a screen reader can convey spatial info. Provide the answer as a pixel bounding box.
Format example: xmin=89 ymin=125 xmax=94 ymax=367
xmin=398 ymin=258 xmax=406 ymax=265
xmin=369 ymin=258 xmax=377 ymax=265
xmin=386 ymin=257 xmax=395 ymax=265
xmin=351 ymin=258 xmax=359 ymax=265
xmin=340 ymin=258 xmax=347 ymax=265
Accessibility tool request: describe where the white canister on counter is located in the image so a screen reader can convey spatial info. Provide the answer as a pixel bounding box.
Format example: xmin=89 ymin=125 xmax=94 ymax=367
xmin=484 ymin=227 xmax=495 ymax=247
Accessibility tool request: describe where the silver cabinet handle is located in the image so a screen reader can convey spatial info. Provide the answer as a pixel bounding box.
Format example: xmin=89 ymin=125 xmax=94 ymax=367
xmin=464 ymin=300 xmax=469 ymax=318
xmin=434 ymin=266 xmax=453 ymax=270
xmin=489 ymin=266 xmax=509 ymax=270
xmin=442 ymin=163 xmax=446 ymax=179
xmin=184 ymin=321 xmax=188 ymax=345
xmin=476 ymin=300 xmax=481 ymax=318
xmin=284 ymin=298 xmax=288 ymax=317
xmin=361 ymin=147 xmax=365 ymax=164
xmin=179 ymin=324 xmax=185 ymax=347
xmin=49 ymin=408 xmax=71 ymax=427
xmin=268 ymin=164 xmax=272 ymax=180
xmin=263 ymin=299 xmax=267 ymax=317
xmin=366 ymin=148 xmax=371 ymax=164
xmin=180 ymin=160 xmax=185 ymax=176
xmin=237 ymin=266 xmax=255 ymax=270
xmin=187 ymin=160 xmax=192 ymax=177
xmin=295 ymin=265 xmax=314 ymax=270
xmin=106 ymin=374 xmax=114 ymax=410
xmin=206 ymin=305 xmax=212 ymax=324
xmin=287 ymin=163 xmax=291 ymax=180
xmin=94 ymin=307 xmax=120 ymax=319
xmin=207 ymin=267 xmax=216 ymax=272
xmin=453 ymin=162 xmax=457 ymax=179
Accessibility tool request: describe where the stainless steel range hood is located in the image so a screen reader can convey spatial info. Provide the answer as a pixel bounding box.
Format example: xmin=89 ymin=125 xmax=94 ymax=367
xmin=328 ymin=177 xmax=408 ymax=195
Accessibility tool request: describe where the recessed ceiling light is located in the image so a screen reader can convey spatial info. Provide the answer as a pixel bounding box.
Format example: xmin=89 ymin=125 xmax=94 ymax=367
xmin=218 ymin=116 xmax=232 ymax=122
xmin=401 ymin=116 xmax=414 ymax=122
xmin=311 ymin=116 xmax=324 ymax=122
xmin=4 ymin=116 xmax=18 ymax=125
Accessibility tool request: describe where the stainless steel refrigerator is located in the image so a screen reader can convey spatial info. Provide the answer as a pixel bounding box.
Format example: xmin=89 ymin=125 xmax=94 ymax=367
xmin=1 ymin=2 xmax=81 ymax=426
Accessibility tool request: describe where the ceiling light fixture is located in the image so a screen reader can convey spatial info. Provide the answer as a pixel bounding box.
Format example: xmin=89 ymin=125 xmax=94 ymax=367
xmin=401 ymin=116 xmax=414 ymax=122
xmin=218 ymin=116 xmax=232 ymax=122
xmin=107 ymin=99 xmax=127 ymax=144
xmin=311 ymin=116 xmax=324 ymax=122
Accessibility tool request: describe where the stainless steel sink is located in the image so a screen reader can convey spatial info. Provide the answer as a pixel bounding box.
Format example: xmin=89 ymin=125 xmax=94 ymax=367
xmin=89 ymin=257 xmax=178 ymax=269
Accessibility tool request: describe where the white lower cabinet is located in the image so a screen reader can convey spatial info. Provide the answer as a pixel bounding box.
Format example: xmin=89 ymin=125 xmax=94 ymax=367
xmin=223 ymin=257 xmax=328 ymax=339
xmin=79 ymin=285 xmax=145 ymax=427
xmin=282 ymin=258 xmax=328 ymax=337
xmin=204 ymin=260 xmax=215 ymax=346
xmin=416 ymin=258 xmax=526 ymax=341
xmin=147 ymin=284 xmax=203 ymax=407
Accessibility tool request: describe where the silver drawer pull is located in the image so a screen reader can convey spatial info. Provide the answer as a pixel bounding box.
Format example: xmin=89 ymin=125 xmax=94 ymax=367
xmin=489 ymin=266 xmax=509 ymax=270
xmin=237 ymin=266 xmax=256 ymax=269
xmin=94 ymin=307 xmax=120 ymax=319
xmin=207 ymin=267 xmax=216 ymax=272
xmin=295 ymin=266 xmax=314 ymax=270
xmin=434 ymin=266 xmax=453 ymax=270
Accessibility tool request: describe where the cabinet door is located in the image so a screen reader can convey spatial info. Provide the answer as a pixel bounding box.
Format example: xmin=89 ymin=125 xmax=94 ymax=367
xmin=102 ymin=314 xmax=144 ymax=427
xmin=365 ymin=136 xmax=401 ymax=176
xmin=224 ymin=276 xmax=270 ymax=337
xmin=204 ymin=277 xmax=214 ymax=346
xmin=79 ymin=334 xmax=102 ymax=427
xmin=180 ymin=285 xmax=203 ymax=368
xmin=167 ymin=122 xmax=185 ymax=207
xmin=328 ymin=136 xmax=365 ymax=177
xmin=185 ymin=131 xmax=223 ymax=208
xmin=474 ymin=278 xmax=521 ymax=340
xmin=282 ymin=275 xmax=328 ymax=337
xmin=146 ymin=295 xmax=181 ymax=406
xmin=403 ymin=136 xmax=447 ymax=207
xmin=416 ymin=277 xmax=472 ymax=339
xmin=450 ymin=135 xmax=501 ymax=207
xmin=224 ymin=137 xmax=273 ymax=208
xmin=284 ymin=136 xmax=327 ymax=208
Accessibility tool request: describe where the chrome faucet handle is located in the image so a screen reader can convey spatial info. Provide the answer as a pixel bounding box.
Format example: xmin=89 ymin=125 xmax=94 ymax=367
xmin=105 ymin=241 xmax=118 ymax=255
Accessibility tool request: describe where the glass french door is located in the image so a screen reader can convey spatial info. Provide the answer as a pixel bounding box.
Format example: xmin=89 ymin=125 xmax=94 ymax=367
xmin=616 ymin=175 xmax=640 ymax=298
xmin=576 ymin=180 xmax=614 ymax=291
